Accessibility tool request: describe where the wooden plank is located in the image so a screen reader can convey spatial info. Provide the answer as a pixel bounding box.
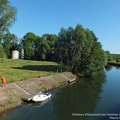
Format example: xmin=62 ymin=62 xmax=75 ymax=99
xmin=22 ymin=91 xmax=41 ymax=102
xmin=67 ymin=78 xmax=76 ymax=83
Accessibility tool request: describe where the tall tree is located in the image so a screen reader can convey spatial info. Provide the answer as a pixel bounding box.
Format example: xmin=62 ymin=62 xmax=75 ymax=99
xmin=0 ymin=0 xmax=16 ymax=60
xmin=21 ymin=32 xmax=50 ymax=60
xmin=56 ymin=24 xmax=106 ymax=77
xmin=2 ymin=32 xmax=18 ymax=58
xmin=21 ymin=32 xmax=37 ymax=60
xmin=56 ymin=27 xmax=75 ymax=67
xmin=42 ymin=34 xmax=57 ymax=61
xmin=55 ymin=28 xmax=67 ymax=63
xmin=0 ymin=46 xmax=6 ymax=62
xmin=0 ymin=0 xmax=16 ymax=42
xmin=34 ymin=36 xmax=50 ymax=60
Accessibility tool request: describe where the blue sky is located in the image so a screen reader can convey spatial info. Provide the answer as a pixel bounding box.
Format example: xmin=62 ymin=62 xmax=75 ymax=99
xmin=9 ymin=0 xmax=120 ymax=54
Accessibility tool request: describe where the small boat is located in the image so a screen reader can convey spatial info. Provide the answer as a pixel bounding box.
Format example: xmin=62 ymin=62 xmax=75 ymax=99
xmin=32 ymin=92 xmax=51 ymax=102
xmin=32 ymin=98 xmax=50 ymax=107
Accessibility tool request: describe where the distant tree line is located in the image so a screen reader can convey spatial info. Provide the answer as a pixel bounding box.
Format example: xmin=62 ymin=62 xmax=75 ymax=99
xmin=105 ymin=51 xmax=120 ymax=62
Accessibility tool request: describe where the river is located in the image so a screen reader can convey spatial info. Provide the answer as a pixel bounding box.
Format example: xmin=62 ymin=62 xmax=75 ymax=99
xmin=0 ymin=65 xmax=120 ymax=120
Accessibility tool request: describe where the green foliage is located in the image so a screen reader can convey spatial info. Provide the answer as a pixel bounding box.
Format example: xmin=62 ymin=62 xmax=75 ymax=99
xmin=21 ymin=32 xmax=57 ymax=61
xmin=55 ymin=28 xmax=68 ymax=64
xmin=105 ymin=52 xmax=120 ymax=62
xmin=0 ymin=46 xmax=6 ymax=62
xmin=111 ymin=54 xmax=120 ymax=62
xmin=21 ymin=32 xmax=37 ymax=59
xmin=116 ymin=57 xmax=120 ymax=62
xmin=2 ymin=32 xmax=19 ymax=58
xmin=1 ymin=19 xmax=106 ymax=78
xmin=0 ymin=0 xmax=16 ymax=40
xmin=104 ymin=51 xmax=113 ymax=61
xmin=0 ymin=0 xmax=17 ymax=60
xmin=105 ymin=65 xmax=112 ymax=71
xmin=56 ymin=24 xmax=106 ymax=77
xmin=42 ymin=34 xmax=57 ymax=61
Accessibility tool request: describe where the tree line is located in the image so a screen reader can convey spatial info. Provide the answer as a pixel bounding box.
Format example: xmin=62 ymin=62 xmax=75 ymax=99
xmin=105 ymin=51 xmax=120 ymax=62
xmin=1 ymin=24 xmax=106 ymax=77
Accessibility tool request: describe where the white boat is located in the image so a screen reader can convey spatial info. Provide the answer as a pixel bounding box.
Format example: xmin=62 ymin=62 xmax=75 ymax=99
xmin=32 ymin=98 xmax=50 ymax=107
xmin=32 ymin=92 xmax=51 ymax=102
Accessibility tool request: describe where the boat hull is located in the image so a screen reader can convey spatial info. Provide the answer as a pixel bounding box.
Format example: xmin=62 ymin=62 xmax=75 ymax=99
xmin=32 ymin=93 xmax=51 ymax=102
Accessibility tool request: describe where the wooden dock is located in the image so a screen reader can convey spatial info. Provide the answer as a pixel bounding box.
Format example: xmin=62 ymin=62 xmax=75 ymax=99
xmin=22 ymin=91 xmax=41 ymax=102
xmin=67 ymin=78 xmax=76 ymax=83
xmin=61 ymin=74 xmax=76 ymax=83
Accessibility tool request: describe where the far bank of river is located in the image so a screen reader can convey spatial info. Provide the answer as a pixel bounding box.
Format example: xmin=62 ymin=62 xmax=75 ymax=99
xmin=0 ymin=72 xmax=76 ymax=113
xmin=107 ymin=61 xmax=120 ymax=66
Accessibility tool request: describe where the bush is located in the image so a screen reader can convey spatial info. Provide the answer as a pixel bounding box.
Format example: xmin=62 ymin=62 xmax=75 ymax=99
xmin=0 ymin=46 xmax=6 ymax=63
xmin=116 ymin=59 xmax=120 ymax=62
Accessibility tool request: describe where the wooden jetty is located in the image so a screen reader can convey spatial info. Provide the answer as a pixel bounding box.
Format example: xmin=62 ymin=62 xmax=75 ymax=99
xmin=67 ymin=78 xmax=76 ymax=83
xmin=22 ymin=92 xmax=41 ymax=102
xmin=61 ymin=74 xmax=76 ymax=83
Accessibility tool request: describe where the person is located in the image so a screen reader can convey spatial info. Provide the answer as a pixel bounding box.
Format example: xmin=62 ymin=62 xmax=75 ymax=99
xmin=2 ymin=112 xmax=7 ymax=117
xmin=1 ymin=76 xmax=7 ymax=87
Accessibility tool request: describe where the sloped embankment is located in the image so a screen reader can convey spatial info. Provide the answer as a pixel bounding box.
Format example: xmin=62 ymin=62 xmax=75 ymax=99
xmin=0 ymin=72 xmax=76 ymax=113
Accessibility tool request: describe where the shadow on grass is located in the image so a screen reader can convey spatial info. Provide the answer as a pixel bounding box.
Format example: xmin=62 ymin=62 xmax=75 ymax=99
xmin=11 ymin=65 xmax=66 ymax=72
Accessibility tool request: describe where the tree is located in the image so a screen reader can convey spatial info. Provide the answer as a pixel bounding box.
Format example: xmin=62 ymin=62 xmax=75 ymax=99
xmin=104 ymin=51 xmax=113 ymax=61
xmin=34 ymin=36 xmax=50 ymax=60
xmin=0 ymin=0 xmax=16 ymax=60
xmin=2 ymin=32 xmax=18 ymax=58
xmin=56 ymin=24 xmax=106 ymax=77
xmin=55 ymin=28 xmax=69 ymax=64
xmin=74 ymin=28 xmax=106 ymax=77
xmin=0 ymin=0 xmax=16 ymax=41
xmin=42 ymin=34 xmax=57 ymax=61
xmin=21 ymin=32 xmax=50 ymax=60
xmin=21 ymin=32 xmax=37 ymax=60
xmin=0 ymin=46 xmax=6 ymax=62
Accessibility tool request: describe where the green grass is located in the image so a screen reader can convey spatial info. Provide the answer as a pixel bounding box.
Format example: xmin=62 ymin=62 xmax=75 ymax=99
xmin=0 ymin=59 xmax=66 ymax=83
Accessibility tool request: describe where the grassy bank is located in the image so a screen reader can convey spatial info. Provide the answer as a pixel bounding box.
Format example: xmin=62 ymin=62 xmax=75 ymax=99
xmin=0 ymin=59 xmax=66 ymax=84
xmin=107 ymin=61 xmax=120 ymax=66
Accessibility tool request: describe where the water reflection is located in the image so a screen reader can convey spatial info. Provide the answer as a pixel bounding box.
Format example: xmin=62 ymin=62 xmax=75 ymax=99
xmin=115 ymin=66 xmax=120 ymax=70
xmin=0 ymin=71 xmax=107 ymax=120
xmin=2 ymin=113 xmax=7 ymax=118
xmin=105 ymin=65 xmax=112 ymax=71
xmin=23 ymin=98 xmax=51 ymax=108
xmin=53 ymin=72 xmax=106 ymax=120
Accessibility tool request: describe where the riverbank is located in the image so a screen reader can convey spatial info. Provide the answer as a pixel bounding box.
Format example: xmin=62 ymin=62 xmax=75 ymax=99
xmin=0 ymin=72 xmax=76 ymax=113
xmin=107 ymin=61 xmax=120 ymax=66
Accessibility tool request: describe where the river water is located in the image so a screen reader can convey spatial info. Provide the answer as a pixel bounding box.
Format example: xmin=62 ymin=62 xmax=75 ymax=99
xmin=0 ymin=65 xmax=120 ymax=120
